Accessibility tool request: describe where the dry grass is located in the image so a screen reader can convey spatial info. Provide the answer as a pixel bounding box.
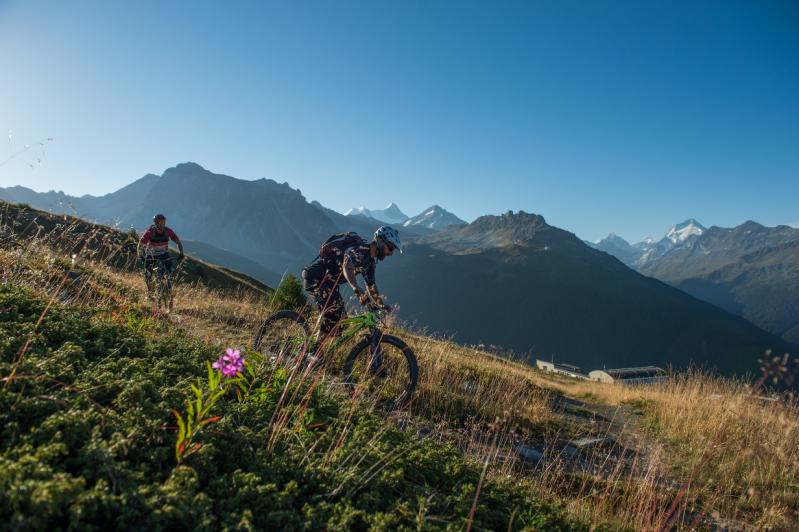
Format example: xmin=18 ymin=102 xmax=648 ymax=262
xmin=531 ymin=371 xmax=799 ymax=529
xmin=3 ymin=208 xmax=799 ymax=530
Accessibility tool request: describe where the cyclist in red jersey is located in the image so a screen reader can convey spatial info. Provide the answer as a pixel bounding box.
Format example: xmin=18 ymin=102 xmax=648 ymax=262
xmin=137 ymin=214 xmax=185 ymax=304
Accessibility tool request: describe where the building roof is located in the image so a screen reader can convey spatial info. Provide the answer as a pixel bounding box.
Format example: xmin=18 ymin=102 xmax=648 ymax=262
xmin=595 ymin=366 xmax=666 ymax=379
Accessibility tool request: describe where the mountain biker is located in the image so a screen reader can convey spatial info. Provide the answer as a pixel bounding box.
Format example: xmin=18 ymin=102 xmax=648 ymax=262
xmin=302 ymin=226 xmax=402 ymax=341
xmin=137 ymin=214 xmax=185 ymax=303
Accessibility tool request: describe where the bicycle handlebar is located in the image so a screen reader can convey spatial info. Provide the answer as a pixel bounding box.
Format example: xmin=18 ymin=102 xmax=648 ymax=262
xmin=139 ymin=254 xmax=184 ymax=264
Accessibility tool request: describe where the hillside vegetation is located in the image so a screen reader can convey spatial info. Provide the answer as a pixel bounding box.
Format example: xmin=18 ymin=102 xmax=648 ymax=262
xmin=2 ymin=204 xmax=799 ymax=530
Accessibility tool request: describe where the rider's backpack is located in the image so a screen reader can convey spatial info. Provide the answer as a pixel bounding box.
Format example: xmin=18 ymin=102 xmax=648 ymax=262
xmin=147 ymin=225 xmax=170 ymax=245
xmin=319 ymin=232 xmax=363 ymax=261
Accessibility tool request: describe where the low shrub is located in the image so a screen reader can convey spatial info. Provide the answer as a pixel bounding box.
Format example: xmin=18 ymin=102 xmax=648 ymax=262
xmin=0 ymin=285 xmax=583 ymax=530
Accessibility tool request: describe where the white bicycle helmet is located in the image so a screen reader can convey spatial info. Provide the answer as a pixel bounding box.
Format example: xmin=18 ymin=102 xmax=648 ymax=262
xmin=374 ymin=226 xmax=403 ymax=253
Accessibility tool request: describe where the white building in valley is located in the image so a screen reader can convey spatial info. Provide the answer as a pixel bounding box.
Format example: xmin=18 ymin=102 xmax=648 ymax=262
xmin=588 ymin=366 xmax=666 ymax=385
xmin=535 ymin=360 xmax=589 ymax=380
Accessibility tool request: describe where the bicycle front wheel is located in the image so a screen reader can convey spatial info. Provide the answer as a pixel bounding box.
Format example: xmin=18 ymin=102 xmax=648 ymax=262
xmin=159 ymin=273 xmax=173 ymax=311
xmin=344 ymin=334 xmax=418 ymax=409
xmin=253 ymin=310 xmax=311 ymax=366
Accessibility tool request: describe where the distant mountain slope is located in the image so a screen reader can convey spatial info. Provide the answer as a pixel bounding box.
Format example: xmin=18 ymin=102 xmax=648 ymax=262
xmin=1 ymin=163 xmax=340 ymax=274
xmin=590 ymin=233 xmax=640 ymax=266
xmin=379 ymin=211 xmax=795 ymax=376
xmin=418 ymin=210 xmax=553 ymax=253
xmin=592 ymin=219 xmax=707 ymax=268
xmin=0 ymin=164 xmax=431 ymax=273
xmin=592 ymin=219 xmax=799 ymax=343
xmin=344 ymin=203 xmax=467 ymax=233
xmin=182 ymin=239 xmax=282 ymax=286
xmin=638 ymin=221 xmax=799 ymax=343
xmin=0 ymin=186 xmax=80 ymax=213
xmin=115 ymin=163 xmax=338 ymax=274
xmin=319 ymin=202 xmax=432 ymax=239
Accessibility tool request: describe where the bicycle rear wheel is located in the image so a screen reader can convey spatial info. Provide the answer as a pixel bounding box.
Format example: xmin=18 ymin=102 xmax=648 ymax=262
xmin=343 ymin=334 xmax=418 ymax=409
xmin=253 ymin=310 xmax=311 ymax=366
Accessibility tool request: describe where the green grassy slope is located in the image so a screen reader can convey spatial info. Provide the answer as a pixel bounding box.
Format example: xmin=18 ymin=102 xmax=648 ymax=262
xmin=0 ymin=284 xmax=583 ymax=530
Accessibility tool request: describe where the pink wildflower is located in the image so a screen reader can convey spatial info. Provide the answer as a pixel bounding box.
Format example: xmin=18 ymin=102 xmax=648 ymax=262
xmin=212 ymin=348 xmax=245 ymax=378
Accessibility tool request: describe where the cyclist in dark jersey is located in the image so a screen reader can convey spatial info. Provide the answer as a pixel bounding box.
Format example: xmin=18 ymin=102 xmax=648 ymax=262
xmin=137 ymin=214 xmax=185 ymax=302
xmin=302 ymin=226 xmax=402 ymax=340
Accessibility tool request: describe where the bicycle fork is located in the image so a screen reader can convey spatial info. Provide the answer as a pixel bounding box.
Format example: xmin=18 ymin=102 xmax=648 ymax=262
xmin=367 ymin=329 xmax=384 ymax=376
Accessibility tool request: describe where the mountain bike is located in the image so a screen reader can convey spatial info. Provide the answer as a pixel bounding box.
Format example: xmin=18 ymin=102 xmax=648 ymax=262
xmin=143 ymin=255 xmax=183 ymax=313
xmin=253 ymin=303 xmax=418 ymax=408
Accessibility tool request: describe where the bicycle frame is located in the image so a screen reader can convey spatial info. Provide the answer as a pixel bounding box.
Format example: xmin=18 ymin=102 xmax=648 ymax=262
xmin=256 ymin=305 xmax=417 ymax=406
xmin=144 ymin=256 xmax=182 ymax=310
xmin=309 ymin=310 xmax=381 ymax=358
xmin=146 ymin=256 xmax=181 ymax=280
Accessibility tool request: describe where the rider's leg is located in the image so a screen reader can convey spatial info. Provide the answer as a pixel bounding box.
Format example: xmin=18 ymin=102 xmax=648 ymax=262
xmin=300 ymin=284 xmax=342 ymax=370
xmin=314 ymin=283 xmax=345 ymax=345
xmin=165 ymin=257 xmax=175 ymax=311
xmin=143 ymin=259 xmax=155 ymax=301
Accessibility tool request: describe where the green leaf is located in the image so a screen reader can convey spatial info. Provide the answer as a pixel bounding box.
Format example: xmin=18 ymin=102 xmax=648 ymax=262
xmin=173 ymin=410 xmax=186 ymax=440
xmin=186 ymin=401 xmax=195 ymax=436
xmin=198 ymin=416 xmax=222 ymax=428
xmin=173 ymin=410 xmax=187 ymax=462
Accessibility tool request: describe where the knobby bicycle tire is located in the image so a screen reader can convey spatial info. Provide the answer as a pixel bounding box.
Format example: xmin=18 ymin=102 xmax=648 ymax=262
xmin=157 ymin=270 xmax=172 ymax=310
xmin=344 ymin=334 xmax=418 ymax=409
xmin=253 ymin=310 xmax=310 ymax=364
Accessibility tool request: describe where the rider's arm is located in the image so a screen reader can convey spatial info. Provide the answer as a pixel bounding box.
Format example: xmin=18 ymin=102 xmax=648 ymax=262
xmin=344 ymin=247 xmax=385 ymax=306
xmin=366 ymin=284 xmax=383 ymax=306
xmin=342 ymin=254 xmax=363 ymax=296
xmin=361 ymin=262 xmax=382 ymax=305
xmin=167 ymin=228 xmax=185 ymax=257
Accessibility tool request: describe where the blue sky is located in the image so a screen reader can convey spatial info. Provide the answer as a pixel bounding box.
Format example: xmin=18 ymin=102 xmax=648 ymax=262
xmin=1 ymin=0 xmax=797 ymax=242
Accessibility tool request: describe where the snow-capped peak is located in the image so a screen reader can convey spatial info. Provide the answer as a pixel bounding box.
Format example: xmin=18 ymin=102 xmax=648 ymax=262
xmin=345 ymin=206 xmax=371 ymax=217
xmin=345 ymin=203 xmax=408 ymax=224
xmin=665 ymin=219 xmax=706 ymax=244
xmin=403 ymin=205 xmax=466 ymax=230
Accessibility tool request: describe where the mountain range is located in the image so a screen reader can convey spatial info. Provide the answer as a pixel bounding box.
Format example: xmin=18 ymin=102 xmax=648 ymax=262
xmin=1 ymin=164 xmax=464 ymax=282
xmin=346 ymin=202 xmax=466 ymax=230
xmin=591 ymin=219 xmax=708 ymax=269
xmin=592 ymin=220 xmax=799 ymax=344
xmin=345 ymin=203 xmax=409 ymax=225
xmin=2 ymin=162 xmax=795 ymax=377
xmin=379 ymin=211 xmax=794 ymax=375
